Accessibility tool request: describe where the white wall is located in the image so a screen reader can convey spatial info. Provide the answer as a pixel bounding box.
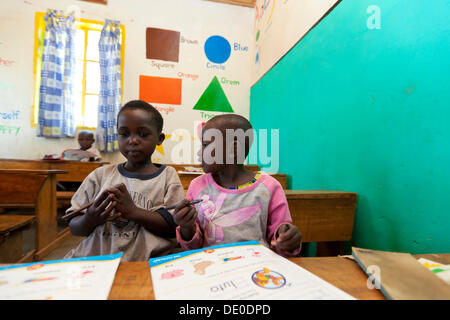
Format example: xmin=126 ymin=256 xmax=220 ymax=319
xmin=251 ymin=0 xmax=339 ymax=85
xmin=0 ymin=0 xmax=254 ymax=164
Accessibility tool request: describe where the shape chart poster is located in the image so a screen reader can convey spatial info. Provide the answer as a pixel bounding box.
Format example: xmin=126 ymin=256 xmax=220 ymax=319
xmin=149 ymin=241 xmax=355 ymax=300
xmin=0 ymin=253 xmax=122 ymax=300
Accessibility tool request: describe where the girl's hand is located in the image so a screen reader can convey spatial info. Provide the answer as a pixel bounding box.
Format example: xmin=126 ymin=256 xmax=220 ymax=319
xmin=271 ymin=224 xmax=302 ymax=255
xmin=172 ymin=199 xmax=198 ymax=240
xmin=85 ymin=189 xmax=120 ymax=226
xmin=107 ymin=183 xmax=137 ymax=220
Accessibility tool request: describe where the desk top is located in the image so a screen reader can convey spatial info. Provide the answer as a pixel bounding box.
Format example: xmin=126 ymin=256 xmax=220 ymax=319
xmin=108 ymin=254 xmax=450 ymax=300
xmin=0 ymin=158 xmax=107 ymax=182
xmin=0 ymin=169 xmax=67 ymax=175
xmin=0 ymin=158 xmax=107 ymax=164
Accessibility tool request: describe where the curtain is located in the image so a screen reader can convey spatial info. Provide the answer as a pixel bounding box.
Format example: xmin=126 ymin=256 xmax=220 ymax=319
xmin=97 ymin=19 xmax=122 ymax=152
xmin=38 ymin=9 xmax=76 ymax=138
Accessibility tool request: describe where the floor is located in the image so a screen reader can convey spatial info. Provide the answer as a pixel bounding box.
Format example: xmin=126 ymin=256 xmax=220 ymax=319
xmin=42 ymin=234 xmax=85 ymax=261
xmin=22 ymin=225 xmax=85 ymax=261
xmin=7 ymin=208 xmax=85 ymax=262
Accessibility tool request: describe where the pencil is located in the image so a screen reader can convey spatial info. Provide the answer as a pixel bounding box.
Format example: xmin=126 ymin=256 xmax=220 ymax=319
xmin=60 ymin=201 xmax=93 ymax=221
xmin=165 ymin=199 xmax=202 ymax=210
xmin=60 ymin=199 xmax=202 ymax=220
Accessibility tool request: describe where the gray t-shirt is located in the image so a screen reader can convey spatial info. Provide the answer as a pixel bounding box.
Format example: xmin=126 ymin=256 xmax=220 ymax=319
xmin=64 ymin=163 xmax=185 ymax=262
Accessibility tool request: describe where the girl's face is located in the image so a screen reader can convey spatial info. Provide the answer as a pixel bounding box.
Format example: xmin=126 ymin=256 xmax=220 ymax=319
xmin=117 ymin=109 xmax=164 ymax=165
xmin=198 ymin=123 xmax=226 ymax=174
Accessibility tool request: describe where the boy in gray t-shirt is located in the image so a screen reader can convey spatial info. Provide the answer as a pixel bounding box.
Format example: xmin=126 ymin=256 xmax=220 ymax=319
xmin=64 ymin=100 xmax=185 ymax=261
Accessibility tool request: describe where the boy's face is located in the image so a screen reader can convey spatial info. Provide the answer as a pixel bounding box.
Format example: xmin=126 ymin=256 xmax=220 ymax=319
xmin=78 ymin=133 xmax=94 ymax=150
xmin=117 ymin=109 xmax=164 ymax=165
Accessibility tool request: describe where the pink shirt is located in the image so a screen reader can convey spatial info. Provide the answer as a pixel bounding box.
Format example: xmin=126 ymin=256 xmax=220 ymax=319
xmin=176 ymin=172 xmax=301 ymax=257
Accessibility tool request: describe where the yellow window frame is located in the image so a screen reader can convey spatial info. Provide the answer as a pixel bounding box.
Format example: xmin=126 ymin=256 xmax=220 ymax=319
xmin=31 ymin=12 xmax=125 ymax=130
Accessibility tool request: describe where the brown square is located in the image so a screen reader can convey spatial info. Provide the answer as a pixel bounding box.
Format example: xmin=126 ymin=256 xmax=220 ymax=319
xmin=146 ymin=27 xmax=180 ymax=62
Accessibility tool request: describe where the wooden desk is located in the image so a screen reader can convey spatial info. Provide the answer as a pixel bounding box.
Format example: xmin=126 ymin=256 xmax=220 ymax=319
xmin=0 ymin=158 xmax=108 ymax=210
xmin=108 ymin=256 xmax=388 ymax=300
xmin=0 ymin=169 xmax=68 ymax=260
xmin=0 ymin=159 xmax=106 ymax=183
xmin=109 ymin=253 xmax=450 ymax=300
xmin=1 ymin=254 xmax=447 ymax=299
xmin=285 ymin=190 xmax=357 ymax=256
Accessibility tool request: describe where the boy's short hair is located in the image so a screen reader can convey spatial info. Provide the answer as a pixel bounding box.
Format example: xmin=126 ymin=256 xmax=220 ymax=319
xmin=118 ymin=100 xmax=163 ymax=133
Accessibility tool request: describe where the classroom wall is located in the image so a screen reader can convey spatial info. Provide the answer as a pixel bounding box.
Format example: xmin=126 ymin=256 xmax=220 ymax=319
xmin=251 ymin=0 xmax=339 ymax=85
xmin=0 ymin=0 xmax=254 ymax=164
xmin=250 ymin=0 xmax=450 ymax=254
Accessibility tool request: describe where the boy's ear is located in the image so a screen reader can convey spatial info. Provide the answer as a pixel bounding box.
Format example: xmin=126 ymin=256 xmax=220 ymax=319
xmin=157 ymin=133 xmax=165 ymax=145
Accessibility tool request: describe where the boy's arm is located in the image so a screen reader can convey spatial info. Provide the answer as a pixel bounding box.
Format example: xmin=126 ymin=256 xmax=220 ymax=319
xmin=67 ymin=170 xmax=103 ymax=236
xmin=107 ymin=183 xmax=176 ymax=236
xmin=69 ymin=189 xmax=119 ymax=236
xmin=108 ymin=168 xmax=185 ymax=237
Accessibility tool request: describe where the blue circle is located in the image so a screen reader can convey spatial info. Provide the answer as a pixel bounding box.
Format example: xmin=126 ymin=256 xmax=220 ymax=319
xmin=204 ymin=35 xmax=231 ymax=64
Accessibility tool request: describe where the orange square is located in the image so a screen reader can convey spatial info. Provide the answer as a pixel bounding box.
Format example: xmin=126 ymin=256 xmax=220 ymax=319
xmin=139 ymin=75 xmax=182 ymax=105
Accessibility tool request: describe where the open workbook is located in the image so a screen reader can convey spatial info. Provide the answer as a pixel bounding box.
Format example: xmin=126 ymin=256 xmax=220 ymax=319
xmin=149 ymin=241 xmax=355 ymax=300
xmin=0 ymin=253 xmax=122 ymax=300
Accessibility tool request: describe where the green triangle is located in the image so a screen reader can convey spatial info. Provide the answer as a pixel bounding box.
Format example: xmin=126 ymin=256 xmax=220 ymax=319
xmin=193 ymin=76 xmax=234 ymax=113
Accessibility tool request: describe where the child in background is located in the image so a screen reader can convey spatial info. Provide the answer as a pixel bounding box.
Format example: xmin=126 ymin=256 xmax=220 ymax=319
xmin=64 ymin=100 xmax=185 ymax=261
xmin=173 ymin=114 xmax=302 ymax=257
xmin=77 ymin=130 xmax=102 ymax=161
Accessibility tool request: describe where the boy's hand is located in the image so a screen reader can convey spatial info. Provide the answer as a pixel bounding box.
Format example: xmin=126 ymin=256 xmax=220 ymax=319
xmin=271 ymin=224 xmax=302 ymax=255
xmin=107 ymin=183 xmax=137 ymax=219
xmin=172 ymin=199 xmax=198 ymax=240
xmin=85 ymin=189 xmax=121 ymax=226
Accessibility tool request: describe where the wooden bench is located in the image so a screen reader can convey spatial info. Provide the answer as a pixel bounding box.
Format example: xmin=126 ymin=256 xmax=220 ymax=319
xmin=0 ymin=169 xmax=70 ymax=261
xmin=0 ymin=215 xmax=35 ymax=263
xmin=285 ymin=190 xmax=357 ymax=256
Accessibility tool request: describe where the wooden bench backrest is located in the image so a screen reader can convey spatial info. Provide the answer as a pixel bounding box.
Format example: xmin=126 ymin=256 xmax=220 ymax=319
xmin=285 ymin=190 xmax=357 ymax=243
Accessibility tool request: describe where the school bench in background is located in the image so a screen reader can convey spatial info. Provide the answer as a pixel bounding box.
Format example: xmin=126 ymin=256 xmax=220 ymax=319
xmin=0 ymin=169 xmax=66 ymax=262
xmin=285 ymin=190 xmax=357 ymax=256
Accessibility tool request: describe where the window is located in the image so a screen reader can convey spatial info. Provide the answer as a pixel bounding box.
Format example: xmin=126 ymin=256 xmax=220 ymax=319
xmin=32 ymin=12 xmax=124 ymax=130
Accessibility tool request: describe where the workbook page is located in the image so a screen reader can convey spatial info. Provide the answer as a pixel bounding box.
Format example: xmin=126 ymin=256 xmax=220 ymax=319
xmin=149 ymin=241 xmax=355 ymax=300
xmin=0 ymin=252 xmax=122 ymax=300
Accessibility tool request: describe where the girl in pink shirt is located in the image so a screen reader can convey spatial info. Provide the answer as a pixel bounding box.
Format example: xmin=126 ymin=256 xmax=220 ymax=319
xmin=173 ymin=114 xmax=302 ymax=257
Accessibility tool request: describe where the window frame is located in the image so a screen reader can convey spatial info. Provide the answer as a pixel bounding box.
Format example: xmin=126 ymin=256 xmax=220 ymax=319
xmin=31 ymin=12 xmax=125 ymax=131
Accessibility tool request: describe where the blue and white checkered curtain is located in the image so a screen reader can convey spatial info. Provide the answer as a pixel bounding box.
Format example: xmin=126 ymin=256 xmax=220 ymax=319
xmin=38 ymin=9 xmax=76 ymax=138
xmin=97 ymin=19 xmax=121 ymax=152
